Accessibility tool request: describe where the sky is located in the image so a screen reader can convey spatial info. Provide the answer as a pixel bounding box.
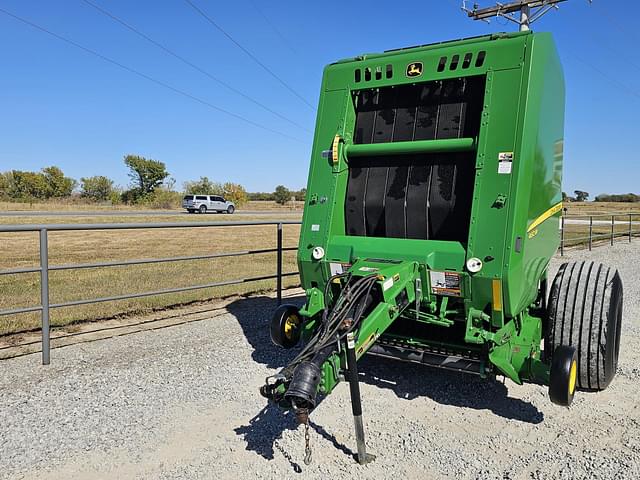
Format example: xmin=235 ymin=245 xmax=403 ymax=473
xmin=0 ymin=0 xmax=637 ymax=196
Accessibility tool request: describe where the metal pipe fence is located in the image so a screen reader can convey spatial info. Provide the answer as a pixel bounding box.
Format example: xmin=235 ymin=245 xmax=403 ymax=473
xmin=1 ymin=213 xmax=637 ymax=362
xmin=0 ymin=220 xmax=301 ymax=365
xmin=560 ymin=213 xmax=639 ymax=256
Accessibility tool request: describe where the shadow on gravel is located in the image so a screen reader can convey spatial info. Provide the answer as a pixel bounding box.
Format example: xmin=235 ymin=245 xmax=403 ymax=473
xmin=234 ymin=405 xmax=356 ymax=471
xmin=226 ymin=294 xmax=306 ymax=369
xmin=229 ymin=295 xmax=357 ymax=467
xmin=357 ymin=356 xmax=544 ymax=424
xmin=228 ymin=294 xmax=543 ymax=466
xmin=234 ymin=405 xmax=304 ymax=473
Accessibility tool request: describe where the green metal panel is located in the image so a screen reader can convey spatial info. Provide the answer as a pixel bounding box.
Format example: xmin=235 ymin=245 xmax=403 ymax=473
xmin=502 ymin=32 xmax=564 ymax=316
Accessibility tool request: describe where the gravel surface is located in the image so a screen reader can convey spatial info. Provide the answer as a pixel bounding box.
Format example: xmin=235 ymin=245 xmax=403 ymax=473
xmin=1 ymin=243 xmax=639 ymax=480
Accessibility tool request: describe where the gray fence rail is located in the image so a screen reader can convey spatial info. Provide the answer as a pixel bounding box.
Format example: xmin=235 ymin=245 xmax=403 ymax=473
xmin=560 ymin=213 xmax=640 ymax=255
xmin=1 ymin=213 xmax=638 ymax=364
xmin=0 ymin=220 xmax=301 ymax=365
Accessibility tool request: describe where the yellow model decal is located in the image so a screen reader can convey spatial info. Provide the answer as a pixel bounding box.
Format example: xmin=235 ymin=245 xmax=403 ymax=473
xmin=527 ymin=202 xmax=562 ymax=233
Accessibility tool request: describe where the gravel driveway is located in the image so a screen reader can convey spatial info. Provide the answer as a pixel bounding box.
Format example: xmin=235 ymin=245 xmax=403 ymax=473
xmin=1 ymin=243 xmax=639 ymax=480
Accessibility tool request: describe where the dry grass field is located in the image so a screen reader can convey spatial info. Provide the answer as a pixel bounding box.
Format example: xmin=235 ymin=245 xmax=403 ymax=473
xmin=564 ymin=201 xmax=640 ymax=215
xmin=1 ymin=201 xmax=639 ymax=338
xmin=562 ymin=202 xmax=640 ymax=247
xmin=0 ymin=212 xmax=301 ymax=337
xmin=0 ymin=200 xmax=146 ymax=212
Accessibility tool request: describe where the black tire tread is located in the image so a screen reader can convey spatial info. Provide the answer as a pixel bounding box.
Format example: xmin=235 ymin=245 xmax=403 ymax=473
xmin=546 ymin=260 xmax=623 ymax=391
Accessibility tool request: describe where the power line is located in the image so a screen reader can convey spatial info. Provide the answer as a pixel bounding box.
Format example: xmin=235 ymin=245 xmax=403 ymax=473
xmin=80 ymin=0 xmax=309 ymax=132
xmin=0 ymin=7 xmax=305 ymax=143
xmin=249 ymin=0 xmax=297 ymax=55
xmin=576 ymin=4 xmax=640 ymax=77
xmin=183 ymin=0 xmax=314 ymax=110
xmin=569 ymin=54 xmax=640 ymax=103
xmin=584 ymin=30 xmax=640 ymax=76
xmin=594 ymin=4 xmax=639 ymax=47
xmin=455 ymin=2 xmax=640 ymax=104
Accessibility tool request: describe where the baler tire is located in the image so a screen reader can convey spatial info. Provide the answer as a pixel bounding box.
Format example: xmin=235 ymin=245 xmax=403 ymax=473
xmin=270 ymin=304 xmax=302 ymax=349
xmin=549 ymin=345 xmax=578 ymax=407
xmin=546 ymin=261 xmax=623 ymax=392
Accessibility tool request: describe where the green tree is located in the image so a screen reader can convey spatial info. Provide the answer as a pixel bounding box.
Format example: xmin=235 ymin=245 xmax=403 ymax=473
xmin=0 ymin=172 xmax=10 ymax=199
xmin=8 ymin=170 xmax=49 ymax=199
xmin=248 ymin=192 xmax=275 ymax=201
xmin=42 ymin=166 xmax=76 ymax=198
xmin=274 ymin=185 xmax=291 ymax=205
xmin=183 ymin=176 xmax=223 ymax=195
xmin=120 ymin=188 xmax=139 ymax=205
xmin=143 ymin=187 xmax=182 ymax=209
xmin=124 ymin=155 xmax=169 ymax=197
xmin=595 ymin=193 xmax=640 ymax=203
xmin=222 ymin=182 xmax=248 ymax=206
xmin=4 ymin=167 xmax=75 ymax=200
xmin=574 ymin=190 xmax=589 ymax=202
xmin=80 ymin=175 xmax=114 ymax=202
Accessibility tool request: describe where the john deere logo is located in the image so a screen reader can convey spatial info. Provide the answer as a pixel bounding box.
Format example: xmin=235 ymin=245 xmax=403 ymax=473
xmin=406 ymin=62 xmax=423 ymax=78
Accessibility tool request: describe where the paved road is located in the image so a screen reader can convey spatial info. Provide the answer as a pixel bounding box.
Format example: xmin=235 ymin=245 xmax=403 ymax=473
xmin=0 ymin=210 xmax=301 ymax=217
xmin=1 ymin=243 xmax=639 ymax=479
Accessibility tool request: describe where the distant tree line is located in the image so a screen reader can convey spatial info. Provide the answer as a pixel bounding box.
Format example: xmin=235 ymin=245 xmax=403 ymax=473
xmin=183 ymin=176 xmax=248 ymax=206
xmin=0 ymin=155 xmax=308 ymax=209
xmin=562 ymin=190 xmax=640 ymax=203
xmin=248 ymin=186 xmax=306 ymax=204
xmin=594 ymin=193 xmax=640 ymax=203
xmin=0 ymin=155 xmax=247 ymax=208
xmin=0 ymin=166 xmax=76 ymax=200
xmin=563 ymin=190 xmax=589 ymax=202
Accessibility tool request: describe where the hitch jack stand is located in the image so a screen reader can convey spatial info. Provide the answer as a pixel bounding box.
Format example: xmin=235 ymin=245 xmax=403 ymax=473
xmin=346 ymin=332 xmax=375 ymax=465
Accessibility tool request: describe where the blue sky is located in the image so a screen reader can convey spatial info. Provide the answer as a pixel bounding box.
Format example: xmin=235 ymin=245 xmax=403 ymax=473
xmin=0 ymin=0 xmax=637 ymax=196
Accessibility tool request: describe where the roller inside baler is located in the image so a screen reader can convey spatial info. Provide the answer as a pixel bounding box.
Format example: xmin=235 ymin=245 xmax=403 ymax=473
xmin=260 ymin=31 xmax=623 ymax=465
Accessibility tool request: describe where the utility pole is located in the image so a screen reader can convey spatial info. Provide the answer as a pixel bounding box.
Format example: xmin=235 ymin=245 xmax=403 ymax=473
xmin=461 ymin=1 xmax=568 ymax=31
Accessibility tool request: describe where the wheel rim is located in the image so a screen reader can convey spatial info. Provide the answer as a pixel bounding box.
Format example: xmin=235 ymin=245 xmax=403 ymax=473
xmin=568 ymin=359 xmax=577 ymax=395
xmin=283 ymin=314 xmax=300 ymax=340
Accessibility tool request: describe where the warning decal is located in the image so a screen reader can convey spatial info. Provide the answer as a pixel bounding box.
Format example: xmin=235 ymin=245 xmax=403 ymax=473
xmin=498 ymin=151 xmax=513 ymax=174
xmin=429 ymin=271 xmax=462 ymax=297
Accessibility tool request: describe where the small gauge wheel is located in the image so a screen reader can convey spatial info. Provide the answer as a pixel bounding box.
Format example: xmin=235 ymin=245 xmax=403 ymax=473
xmin=270 ymin=304 xmax=302 ymax=349
xmin=549 ymin=345 xmax=578 ymax=407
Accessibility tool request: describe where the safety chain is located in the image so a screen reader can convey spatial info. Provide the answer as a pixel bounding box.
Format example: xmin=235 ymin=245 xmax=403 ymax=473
xmin=294 ymin=407 xmax=313 ymax=465
xmin=304 ymin=421 xmax=312 ymax=465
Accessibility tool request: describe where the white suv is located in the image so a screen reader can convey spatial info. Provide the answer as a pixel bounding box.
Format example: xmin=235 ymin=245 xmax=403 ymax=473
xmin=182 ymin=195 xmax=235 ymax=214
